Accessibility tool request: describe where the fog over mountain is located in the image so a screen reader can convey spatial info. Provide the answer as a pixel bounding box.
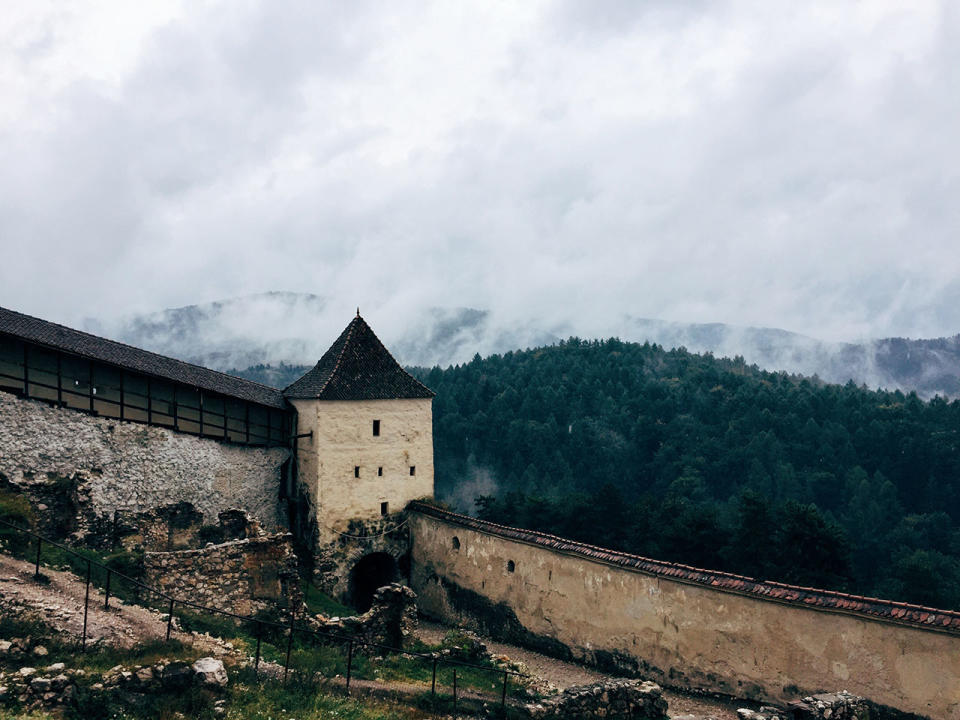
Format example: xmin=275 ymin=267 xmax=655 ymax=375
xmin=85 ymin=292 xmax=960 ymax=398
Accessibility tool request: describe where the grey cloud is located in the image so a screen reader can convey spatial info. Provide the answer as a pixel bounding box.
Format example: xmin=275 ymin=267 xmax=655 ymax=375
xmin=0 ymin=0 xmax=958 ymax=347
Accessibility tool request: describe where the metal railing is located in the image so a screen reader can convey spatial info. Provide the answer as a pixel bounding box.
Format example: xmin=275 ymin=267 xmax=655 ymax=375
xmin=0 ymin=517 xmax=526 ymax=714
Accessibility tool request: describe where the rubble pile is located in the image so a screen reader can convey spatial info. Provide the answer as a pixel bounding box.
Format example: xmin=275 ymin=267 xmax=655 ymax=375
xmin=0 ymin=662 xmax=79 ymax=709
xmin=788 ymin=691 xmax=871 ymax=719
xmin=736 ymin=707 xmax=790 ymax=720
xmin=0 ymin=656 xmax=229 ymax=712
xmin=307 ymin=583 xmax=418 ymax=649
xmin=524 ymin=678 xmax=669 ymax=720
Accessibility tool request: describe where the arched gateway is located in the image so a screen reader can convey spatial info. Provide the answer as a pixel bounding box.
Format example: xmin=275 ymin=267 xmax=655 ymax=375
xmin=349 ymin=552 xmax=399 ymax=612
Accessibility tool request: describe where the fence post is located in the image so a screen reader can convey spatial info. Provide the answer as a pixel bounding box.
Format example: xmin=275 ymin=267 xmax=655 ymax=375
xmin=81 ymin=560 xmax=91 ymax=651
xmin=283 ymin=609 xmax=295 ymax=684
xmin=103 ymin=569 xmax=112 ymax=610
xmin=166 ymin=598 xmax=174 ymax=641
xmin=345 ymin=639 xmax=354 ymax=693
xmin=34 ymin=536 xmax=41 ymax=578
xmin=501 ymin=670 xmax=508 ymax=713
xmin=254 ymin=622 xmax=262 ymax=674
xmin=431 ymin=657 xmax=438 ymax=703
xmin=453 ymin=667 xmax=458 ymax=712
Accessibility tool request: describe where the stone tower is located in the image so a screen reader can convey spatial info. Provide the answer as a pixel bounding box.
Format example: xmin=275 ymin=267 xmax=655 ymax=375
xmin=284 ymin=313 xmax=435 ymax=546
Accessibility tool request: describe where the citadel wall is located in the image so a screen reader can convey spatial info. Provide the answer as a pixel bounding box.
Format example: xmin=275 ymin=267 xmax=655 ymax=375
xmin=143 ymin=533 xmax=302 ymax=616
xmin=409 ymin=504 xmax=960 ymax=720
xmin=0 ymin=392 xmax=289 ymax=537
xmin=292 ymin=397 xmax=433 ymax=543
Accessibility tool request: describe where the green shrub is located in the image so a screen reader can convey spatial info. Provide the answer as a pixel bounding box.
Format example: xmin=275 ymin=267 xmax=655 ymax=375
xmin=0 ymin=490 xmax=36 ymax=559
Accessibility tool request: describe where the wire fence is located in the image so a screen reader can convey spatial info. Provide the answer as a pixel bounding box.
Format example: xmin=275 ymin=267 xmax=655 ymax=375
xmin=0 ymin=517 xmax=527 ymax=715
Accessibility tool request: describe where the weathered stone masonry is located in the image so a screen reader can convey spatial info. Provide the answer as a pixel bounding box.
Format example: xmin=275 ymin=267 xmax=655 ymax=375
xmin=0 ymin=392 xmax=289 ymax=537
xmin=409 ymin=502 xmax=960 ymax=720
xmin=143 ymin=533 xmax=302 ymax=616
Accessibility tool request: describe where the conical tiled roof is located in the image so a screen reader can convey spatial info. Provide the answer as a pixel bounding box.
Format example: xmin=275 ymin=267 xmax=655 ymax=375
xmin=283 ymin=314 xmax=434 ymax=400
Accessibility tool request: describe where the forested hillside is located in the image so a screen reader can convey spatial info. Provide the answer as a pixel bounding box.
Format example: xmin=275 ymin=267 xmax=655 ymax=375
xmin=410 ymin=339 xmax=960 ymax=611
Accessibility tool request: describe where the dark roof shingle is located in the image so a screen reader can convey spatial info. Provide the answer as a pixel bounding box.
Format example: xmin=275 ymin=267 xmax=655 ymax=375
xmin=409 ymin=501 xmax=960 ymax=635
xmin=0 ymin=306 xmax=286 ymax=409
xmin=283 ymin=314 xmax=434 ymax=400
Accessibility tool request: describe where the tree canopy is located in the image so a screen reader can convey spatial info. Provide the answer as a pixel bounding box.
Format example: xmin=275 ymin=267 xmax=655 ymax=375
xmin=411 ymin=338 xmax=960 ymax=610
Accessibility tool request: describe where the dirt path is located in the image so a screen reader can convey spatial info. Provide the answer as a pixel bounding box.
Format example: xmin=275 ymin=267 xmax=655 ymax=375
xmin=418 ymin=621 xmax=748 ymax=719
xmin=0 ymin=553 xmax=172 ymax=648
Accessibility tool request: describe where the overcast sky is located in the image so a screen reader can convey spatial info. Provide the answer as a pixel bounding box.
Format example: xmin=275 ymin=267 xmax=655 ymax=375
xmin=1 ymin=1 xmax=958 ymax=342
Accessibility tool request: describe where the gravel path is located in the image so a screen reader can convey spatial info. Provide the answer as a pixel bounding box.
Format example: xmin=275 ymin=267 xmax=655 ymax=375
xmin=418 ymin=621 xmax=748 ymax=719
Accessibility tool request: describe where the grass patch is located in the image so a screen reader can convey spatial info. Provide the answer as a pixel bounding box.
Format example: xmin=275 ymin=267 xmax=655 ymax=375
xmin=224 ymin=676 xmax=423 ymax=720
xmin=65 ymin=683 xmax=217 ymax=720
xmin=364 ymin=652 xmax=520 ymax=697
xmin=302 ymin=582 xmax=354 ymax=617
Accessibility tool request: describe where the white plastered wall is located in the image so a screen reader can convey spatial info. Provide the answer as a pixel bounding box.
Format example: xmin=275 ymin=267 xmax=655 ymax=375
xmin=292 ymin=397 xmax=434 ymax=541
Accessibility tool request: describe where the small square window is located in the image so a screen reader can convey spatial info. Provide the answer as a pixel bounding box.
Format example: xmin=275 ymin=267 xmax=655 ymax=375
xmin=380 ymin=502 xmax=389 ymax=516
xmin=378 ymin=467 xmax=383 ymax=477
xmin=373 ymin=419 xmax=380 ymax=436
xmin=409 ymin=466 xmax=416 ymax=476
xmin=354 ymin=466 xmax=360 ymax=478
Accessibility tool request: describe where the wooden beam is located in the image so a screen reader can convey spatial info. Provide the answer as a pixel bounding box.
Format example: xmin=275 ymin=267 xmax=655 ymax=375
xmin=56 ymin=353 xmax=63 ymax=406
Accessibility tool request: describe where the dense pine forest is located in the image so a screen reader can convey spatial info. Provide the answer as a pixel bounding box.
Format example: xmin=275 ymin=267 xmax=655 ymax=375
xmin=409 ymin=339 xmax=960 ymax=611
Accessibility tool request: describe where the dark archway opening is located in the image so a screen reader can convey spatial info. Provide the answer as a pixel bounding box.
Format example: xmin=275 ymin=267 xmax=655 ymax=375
xmin=349 ymin=553 xmax=399 ymax=613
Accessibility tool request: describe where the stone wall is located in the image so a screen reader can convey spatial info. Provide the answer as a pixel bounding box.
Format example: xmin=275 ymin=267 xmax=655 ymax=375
xmin=306 ymin=583 xmax=418 ymax=649
xmin=143 ymin=533 xmax=302 ymax=616
xmin=409 ymin=507 xmax=960 ymax=720
xmin=524 ymin=679 xmax=668 ymax=720
xmin=0 ymin=392 xmax=289 ymax=539
xmin=119 ymin=506 xmax=265 ymax=552
xmin=312 ymin=512 xmax=411 ymax=602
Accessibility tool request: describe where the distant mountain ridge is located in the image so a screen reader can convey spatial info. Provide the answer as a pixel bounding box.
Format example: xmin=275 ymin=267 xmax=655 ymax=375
xmin=83 ymin=292 xmax=960 ymax=398
xmin=623 ymin=318 xmax=960 ymax=398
